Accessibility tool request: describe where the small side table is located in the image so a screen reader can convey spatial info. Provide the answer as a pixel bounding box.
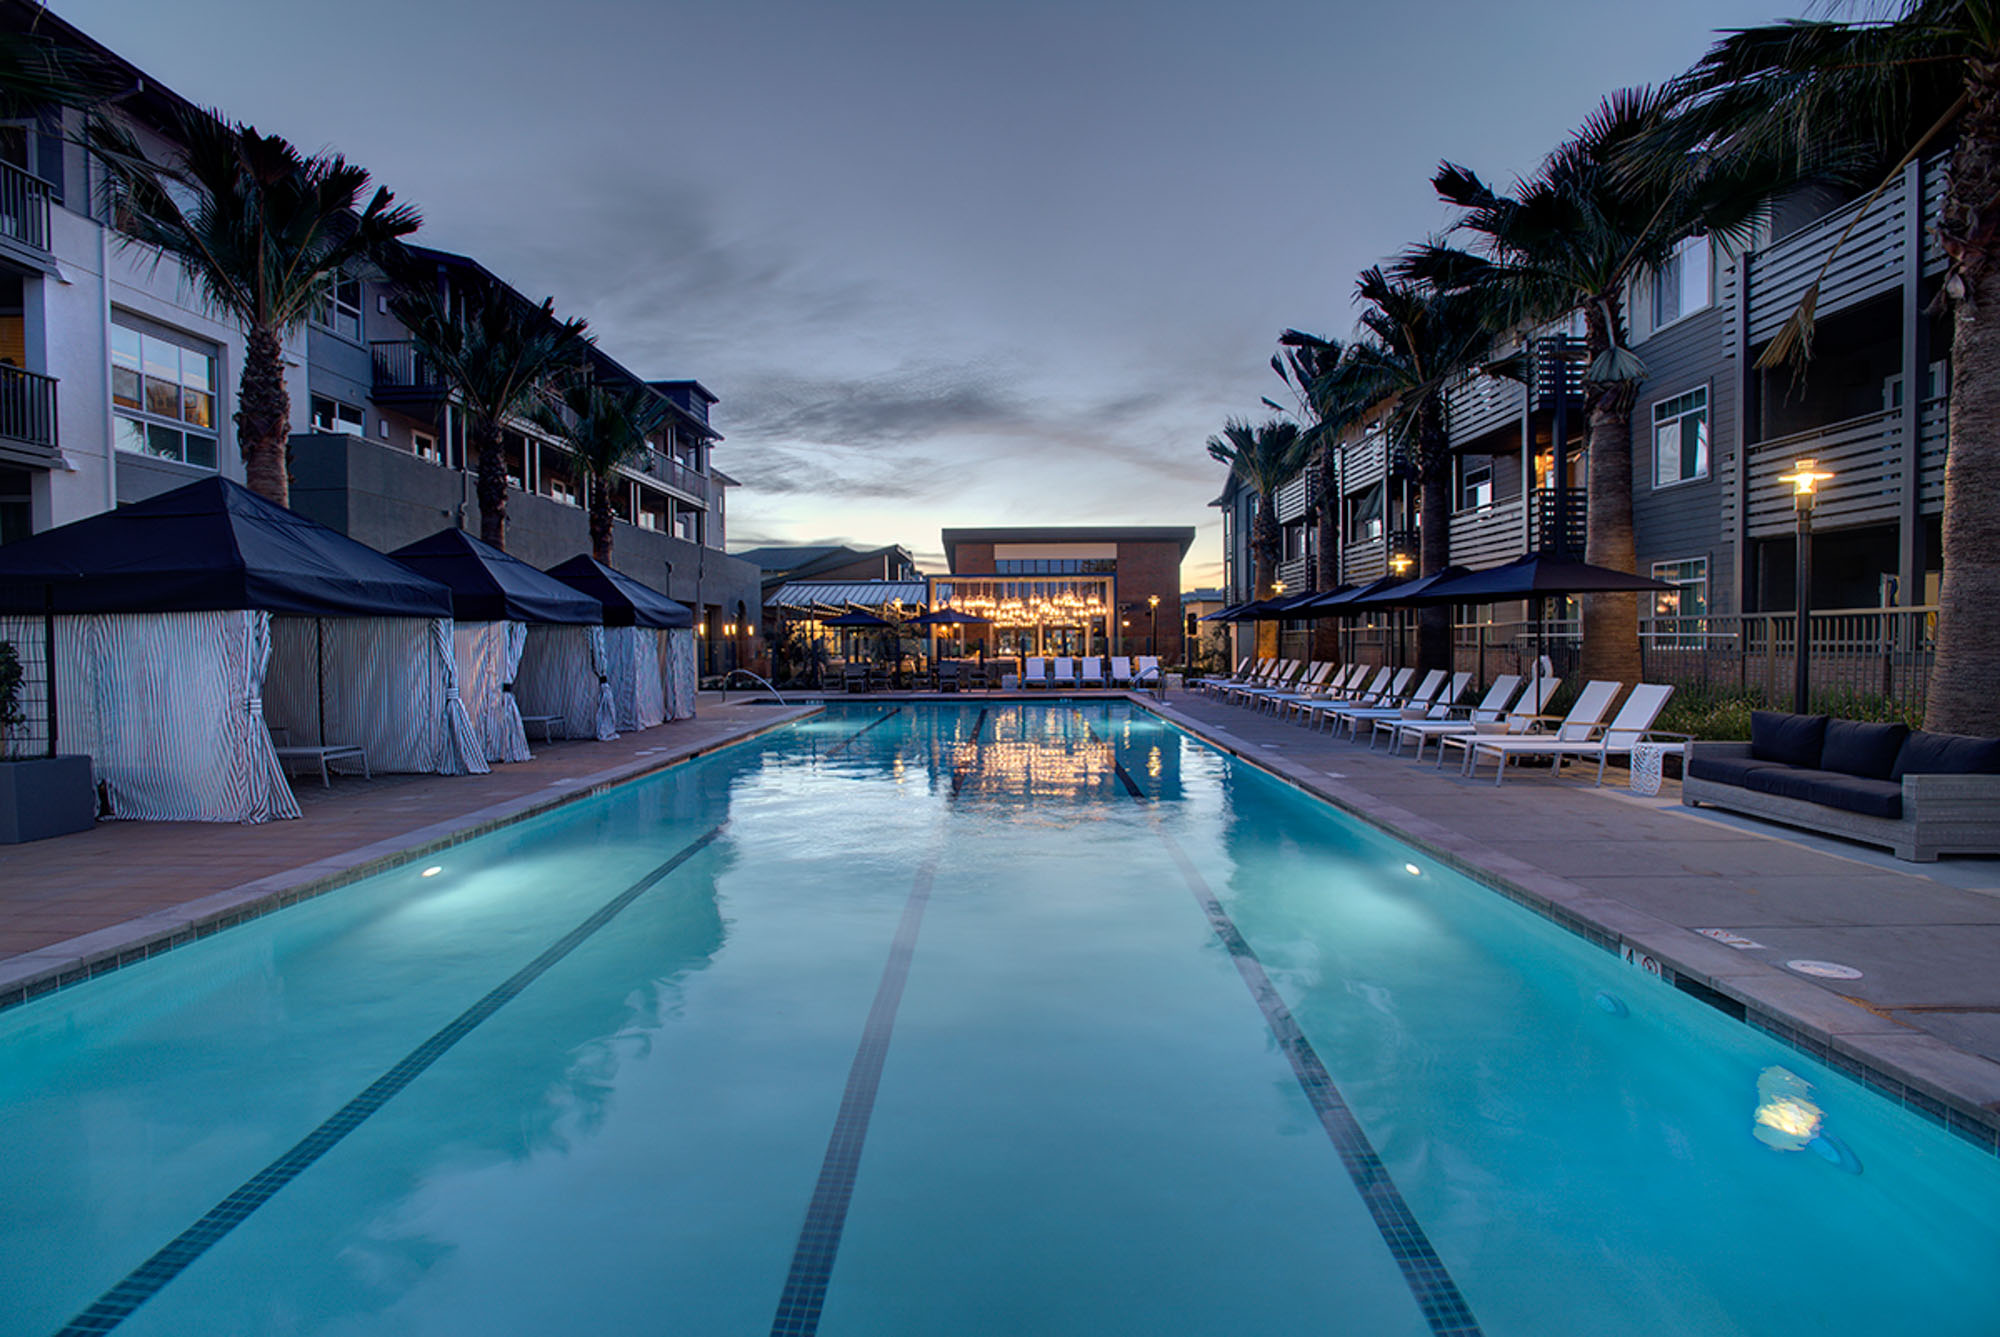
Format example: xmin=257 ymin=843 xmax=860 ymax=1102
xmin=1629 ymin=741 xmax=1686 ymax=796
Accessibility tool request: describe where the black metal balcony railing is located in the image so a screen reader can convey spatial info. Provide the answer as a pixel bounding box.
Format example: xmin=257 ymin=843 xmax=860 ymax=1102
xmin=369 ymin=340 xmax=444 ymax=393
xmin=1529 ymin=336 xmax=1586 ymax=405
xmin=0 ymin=160 xmax=53 ymax=255
xmin=0 ymin=363 xmax=58 ymax=448
xmin=1528 ymin=486 xmax=1587 ymax=554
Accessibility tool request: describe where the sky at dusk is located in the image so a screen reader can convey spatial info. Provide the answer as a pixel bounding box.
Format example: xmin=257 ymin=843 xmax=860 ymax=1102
xmin=57 ymin=0 xmax=1789 ymax=586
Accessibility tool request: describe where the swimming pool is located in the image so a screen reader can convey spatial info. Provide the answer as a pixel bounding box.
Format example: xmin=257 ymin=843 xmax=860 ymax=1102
xmin=3 ymin=701 xmax=1994 ymax=1336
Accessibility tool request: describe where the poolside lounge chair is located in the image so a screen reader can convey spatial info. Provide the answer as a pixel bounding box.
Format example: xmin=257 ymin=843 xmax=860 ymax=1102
xmin=1466 ymin=683 xmax=1680 ymax=785
xmin=1454 ymin=679 xmax=1623 ymax=781
xmin=1299 ymin=667 xmax=1410 ymax=732
xmin=1268 ymin=663 xmax=1366 ymax=720
xmin=1208 ymin=657 xmax=1271 ymax=697
xmin=1375 ymin=672 xmax=1522 ymax=758
xmin=1347 ymin=671 xmax=1471 ymax=744
xmin=1200 ymin=656 xmax=1252 ymax=694
xmin=1237 ymin=661 xmax=1330 ymax=711
xmin=1078 ymin=656 xmax=1107 ymax=687
xmin=1050 ymin=657 xmax=1079 ymax=688
xmin=1022 ymin=656 xmax=1049 ymax=689
xmin=1134 ymin=655 xmax=1160 ymax=685
xmin=1321 ymin=668 xmax=1448 ymax=738
xmin=1428 ymin=674 xmax=1565 ymax=768
xmin=1110 ymin=656 xmax=1134 ymax=687
xmin=1288 ymin=665 xmax=1388 ymax=724
xmin=1223 ymin=659 xmax=1294 ymax=705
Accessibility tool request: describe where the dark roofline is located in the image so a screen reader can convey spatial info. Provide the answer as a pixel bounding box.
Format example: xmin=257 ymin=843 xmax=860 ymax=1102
xmin=649 ymin=379 xmax=718 ymax=405
xmin=940 ymin=526 xmax=1197 ymax=564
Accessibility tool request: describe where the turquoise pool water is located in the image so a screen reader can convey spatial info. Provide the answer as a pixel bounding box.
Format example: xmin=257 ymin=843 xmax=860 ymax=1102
xmin=2 ymin=701 xmax=1995 ymax=1336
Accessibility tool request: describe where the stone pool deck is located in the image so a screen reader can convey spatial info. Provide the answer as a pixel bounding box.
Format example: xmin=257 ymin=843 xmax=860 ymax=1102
xmin=0 ymin=697 xmax=818 ymax=1008
xmin=1145 ymin=690 xmax=2000 ymax=1151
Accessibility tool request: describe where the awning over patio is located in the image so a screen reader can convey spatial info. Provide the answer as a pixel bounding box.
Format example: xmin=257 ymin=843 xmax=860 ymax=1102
xmin=766 ymin=580 xmax=929 ymax=611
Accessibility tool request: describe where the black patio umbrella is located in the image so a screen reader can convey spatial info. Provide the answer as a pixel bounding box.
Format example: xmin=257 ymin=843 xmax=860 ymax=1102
xmin=1199 ymin=601 xmax=1253 ymax=622
xmin=905 ymin=608 xmax=989 ymax=627
xmin=823 ymin=610 xmax=894 ymax=627
xmin=1413 ymin=552 xmax=1675 ymax=680
xmin=1297 ymin=576 xmax=1409 ymax=616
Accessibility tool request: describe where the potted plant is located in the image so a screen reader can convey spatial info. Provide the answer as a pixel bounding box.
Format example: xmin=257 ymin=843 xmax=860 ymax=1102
xmin=0 ymin=639 xmax=97 ymax=842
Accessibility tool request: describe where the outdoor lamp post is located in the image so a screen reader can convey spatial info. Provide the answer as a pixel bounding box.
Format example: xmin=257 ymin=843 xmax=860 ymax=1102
xmin=1389 ymin=551 xmax=1414 ymax=668
xmin=1147 ymin=593 xmax=1160 ymax=657
xmin=1777 ymin=459 xmax=1834 ymax=712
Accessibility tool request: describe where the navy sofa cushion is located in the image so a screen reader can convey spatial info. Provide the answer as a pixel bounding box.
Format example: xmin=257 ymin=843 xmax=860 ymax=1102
xmin=1744 ymin=766 xmax=1904 ymax=820
xmin=1892 ymin=731 xmax=2000 ymax=781
xmin=1751 ymin=711 xmax=1828 ymax=768
xmin=1820 ymin=719 xmax=1910 ymax=780
xmin=1687 ymin=753 xmax=1785 ymax=788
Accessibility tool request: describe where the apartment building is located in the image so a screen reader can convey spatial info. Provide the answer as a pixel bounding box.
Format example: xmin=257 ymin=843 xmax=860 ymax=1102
xmin=0 ymin=4 xmax=761 ymax=678
xmin=1219 ymin=155 xmax=1951 ymax=646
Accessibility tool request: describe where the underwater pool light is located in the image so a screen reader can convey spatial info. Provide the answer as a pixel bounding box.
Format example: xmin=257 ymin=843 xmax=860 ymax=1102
xmin=1404 ymin=863 xmax=1422 ymax=876
xmin=421 ymin=866 xmax=443 ymax=878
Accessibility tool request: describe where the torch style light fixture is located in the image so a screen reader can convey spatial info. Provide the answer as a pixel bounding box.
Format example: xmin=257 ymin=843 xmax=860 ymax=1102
xmin=1147 ymin=593 xmax=1161 ymax=656
xmin=1776 ymin=459 xmax=1834 ymax=712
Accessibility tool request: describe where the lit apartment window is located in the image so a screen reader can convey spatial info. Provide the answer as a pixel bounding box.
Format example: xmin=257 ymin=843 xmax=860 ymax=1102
xmin=1345 ymin=487 xmax=1383 ymax=543
xmin=111 ymin=319 xmax=218 ymax=469
xmin=1651 ymin=557 xmax=1709 ymax=647
xmin=1651 ymin=236 xmax=1711 ymax=328
xmin=309 ymin=395 xmax=365 ymax=435
xmin=1652 ymin=388 xmax=1710 ymax=487
xmin=412 ymin=430 xmax=441 ymax=464
xmin=312 ymin=273 xmax=364 ymax=341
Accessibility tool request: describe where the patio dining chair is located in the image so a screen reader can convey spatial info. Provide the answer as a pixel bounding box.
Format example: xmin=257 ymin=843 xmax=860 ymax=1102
xmin=1022 ymin=656 xmax=1049 ymax=689
xmin=1110 ymin=656 xmax=1134 ymax=686
xmin=1050 ymin=656 xmax=1079 ymax=688
xmin=1079 ymin=656 xmax=1107 ymax=687
xmin=1465 ymin=683 xmax=1681 ymax=785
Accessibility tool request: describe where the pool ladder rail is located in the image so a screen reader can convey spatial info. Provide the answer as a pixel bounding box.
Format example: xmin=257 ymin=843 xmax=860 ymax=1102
xmin=718 ymin=668 xmax=788 ymax=706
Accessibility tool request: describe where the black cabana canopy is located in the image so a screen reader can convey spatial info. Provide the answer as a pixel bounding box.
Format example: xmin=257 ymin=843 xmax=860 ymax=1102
xmin=0 ymin=477 xmax=453 ymax=617
xmin=390 ymin=529 xmax=604 ymax=625
xmin=545 ymin=555 xmax=693 ymax=629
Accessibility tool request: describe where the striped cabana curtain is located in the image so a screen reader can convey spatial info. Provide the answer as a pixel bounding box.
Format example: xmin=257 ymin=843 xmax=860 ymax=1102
xmin=515 ymin=623 xmax=620 ymax=742
xmin=49 ymin=610 xmax=300 ymax=823
xmin=661 ymin=626 xmax=697 ymax=720
xmin=453 ymin=620 xmax=531 ymax=763
xmin=601 ymin=625 xmax=665 ymax=732
xmin=264 ymin=617 xmax=490 ymax=776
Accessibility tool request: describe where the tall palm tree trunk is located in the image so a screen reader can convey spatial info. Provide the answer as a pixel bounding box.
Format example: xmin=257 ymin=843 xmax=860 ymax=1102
xmin=471 ymin=420 xmax=509 ymax=549
xmin=1578 ymin=306 xmax=1643 ymax=686
xmin=1927 ymin=61 xmax=2000 ymax=735
xmin=588 ymin=476 xmax=617 ymax=564
xmin=1251 ymin=503 xmax=1278 ymax=599
xmin=1416 ymin=408 xmax=1453 ymax=670
xmin=237 ymin=325 xmax=291 ymax=507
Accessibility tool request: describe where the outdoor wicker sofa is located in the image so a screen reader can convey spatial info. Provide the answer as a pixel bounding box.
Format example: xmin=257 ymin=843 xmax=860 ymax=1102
xmin=1682 ymin=711 xmax=2000 ymax=862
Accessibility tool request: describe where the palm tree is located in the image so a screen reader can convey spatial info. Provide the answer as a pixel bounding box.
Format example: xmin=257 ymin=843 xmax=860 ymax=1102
xmin=1664 ymin=4 xmax=2000 ymax=732
xmin=1206 ymin=417 xmax=1308 ymax=601
xmin=1268 ymin=330 xmax=1349 ymax=593
xmin=1403 ymin=88 xmax=1781 ymax=686
xmin=540 ymin=379 xmax=671 ymax=564
xmin=390 ymin=278 xmax=591 ymax=550
xmin=1313 ymin=270 xmax=1495 ymax=669
xmin=94 ymin=109 xmax=419 ymax=506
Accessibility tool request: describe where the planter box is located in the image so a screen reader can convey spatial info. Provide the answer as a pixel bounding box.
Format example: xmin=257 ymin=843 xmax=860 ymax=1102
xmin=0 ymin=755 xmax=97 ymax=843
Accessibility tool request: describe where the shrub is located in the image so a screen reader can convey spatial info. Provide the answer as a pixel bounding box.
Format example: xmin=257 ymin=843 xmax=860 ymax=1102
xmin=0 ymin=640 xmax=23 ymax=758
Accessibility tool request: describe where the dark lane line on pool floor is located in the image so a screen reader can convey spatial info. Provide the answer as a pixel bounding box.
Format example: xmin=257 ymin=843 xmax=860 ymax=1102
xmin=770 ymin=852 xmax=942 ymax=1337
xmin=823 ymin=707 xmax=903 ymax=759
xmin=1077 ymin=716 xmax=1483 ymax=1337
xmin=1073 ymin=709 xmax=1147 ymax=800
xmin=50 ymin=823 xmax=730 ymax=1337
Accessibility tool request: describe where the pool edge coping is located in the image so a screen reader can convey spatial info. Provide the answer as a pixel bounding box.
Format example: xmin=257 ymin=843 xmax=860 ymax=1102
xmin=0 ymin=705 xmax=824 ymax=1014
xmin=1134 ymin=694 xmax=2000 ymax=1158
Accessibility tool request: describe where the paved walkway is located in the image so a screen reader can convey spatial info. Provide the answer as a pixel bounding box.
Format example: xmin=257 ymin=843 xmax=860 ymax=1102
xmin=0 ymin=697 xmax=816 ymax=1006
xmin=1147 ymin=690 xmax=2000 ymax=1149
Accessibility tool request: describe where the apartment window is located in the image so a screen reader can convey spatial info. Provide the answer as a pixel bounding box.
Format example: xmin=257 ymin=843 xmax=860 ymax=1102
xmin=1459 ymin=459 xmax=1493 ymax=510
xmin=111 ymin=319 xmax=218 ymax=469
xmin=309 ymin=395 xmax=365 ymax=435
xmin=1652 ymin=235 xmax=1712 ymax=328
xmin=1650 ymin=557 xmax=1709 ymax=647
xmin=412 ymin=430 xmax=441 ymax=464
xmin=1652 ymin=388 xmax=1710 ymax=487
xmin=1345 ymin=486 xmax=1383 ymax=544
xmin=312 ymin=273 xmax=364 ymax=341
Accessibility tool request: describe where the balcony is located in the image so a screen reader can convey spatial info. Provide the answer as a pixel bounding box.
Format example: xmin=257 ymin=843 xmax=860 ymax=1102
xmin=0 ymin=363 xmax=58 ymax=468
xmin=0 ymin=160 xmax=53 ymax=266
xmin=1274 ymin=554 xmax=1314 ymax=594
xmin=1528 ymin=486 xmax=1586 ymax=553
xmin=1448 ymin=498 xmax=1524 ymax=568
xmin=1744 ymin=409 xmax=1903 ymax=539
xmin=369 ymin=340 xmax=448 ymax=404
xmin=631 ymin=449 xmax=713 ymax=510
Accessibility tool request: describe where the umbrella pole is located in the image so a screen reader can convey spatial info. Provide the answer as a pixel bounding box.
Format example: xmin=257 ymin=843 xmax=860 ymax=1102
xmin=316 ymin=617 xmax=327 ymax=747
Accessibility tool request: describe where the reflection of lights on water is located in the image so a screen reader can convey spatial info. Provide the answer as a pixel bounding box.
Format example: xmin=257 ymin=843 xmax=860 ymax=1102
xmin=1753 ymin=1066 xmax=1823 ymax=1152
xmin=421 ymin=866 xmax=443 ymax=878
xmin=1404 ymin=863 xmax=1422 ymax=876
xmin=1148 ymin=746 xmax=1162 ymax=779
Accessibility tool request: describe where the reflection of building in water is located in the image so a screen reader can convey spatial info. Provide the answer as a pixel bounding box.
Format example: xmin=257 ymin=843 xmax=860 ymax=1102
xmin=947 ymin=709 xmax=1121 ymax=800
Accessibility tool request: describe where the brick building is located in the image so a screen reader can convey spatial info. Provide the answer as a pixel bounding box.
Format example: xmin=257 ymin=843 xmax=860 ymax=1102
xmin=936 ymin=526 xmax=1195 ymax=664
